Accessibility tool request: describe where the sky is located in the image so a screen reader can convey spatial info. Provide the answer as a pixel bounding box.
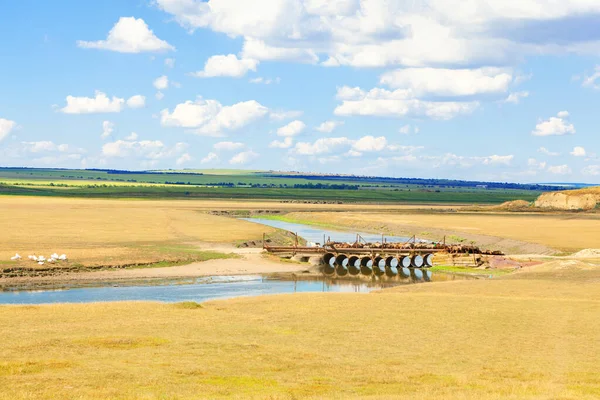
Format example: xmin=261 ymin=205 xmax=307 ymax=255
xmin=1 ymin=0 xmax=600 ymax=183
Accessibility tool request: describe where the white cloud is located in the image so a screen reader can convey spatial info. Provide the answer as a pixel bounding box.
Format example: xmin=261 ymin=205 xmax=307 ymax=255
xmin=242 ymin=38 xmax=318 ymax=63
xmin=102 ymin=139 xmax=187 ymax=161
xmin=399 ymin=124 xmax=420 ymax=135
xmin=156 ymin=0 xmax=600 ymax=70
xmin=277 ymin=120 xmax=306 ymax=137
xmin=230 ymin=150 xmax=259 ymax=165
xmin=504 ymin=91 xmax=529 ymax=104
xmin=249 ymin=77 xmax=280 ymax=84
xmin=156 ymin=92 xmax=165 ymax=100
xmin=582 ymin=165 xmax=600 ymax=176
xmin=176 ymin=153 xmax=192 ymax=166
xmin=334 ymin=86 xmax=479 ymax=120
xmin=165 ymin=58 xmax=176 ymax=68
xmin=0 ymin=118 xmax=17 ymax=142
xmin=161 ymin=98 xmax=269 ymax=136
xmin=528 ymin=158 xmax=547 ymax=170
xmin=127 ymin=95 xmax=146 ymax=109
xmin=538 ymin=147 xmax=560 ymax=156
xmin=315 ymin=120 xmax=344 ymax=133
xmin=21 ymin=141 xmax=81 ymax=154
xmin=352 ymin=135 xmax=387 ymax=152
xmin=77 ymin=17 xmax=174 ymax=53
xmin=125 ymin=132 xmax=139 ymax=141
xmin=101 ymin=121 xmax=114 ymax=140
xmin=214 ymin=141 xmax=245 ymax=151
xmin=571 ymin=146 xmax=586 ymax=157
xmin=201 ymin=152 xmax=219 ymax=164
xmin=191 ymin=54 xmax=258 ymax=78
xmin=60 ymin=91 xmax=124 ymax=114
xmin=294 ymin=137 xmax=352 ymax=156
xmin=380 ymin=67 xmax=513 ymax=97
xmin=532 ymin=112 xmax=575 ymax=136
xmin=269 ymin=110 xmax=303 ymax=121
xmin=548 ymin=164 xmax=572 ymax=175
xmin=153 ymin=75 xmax=169 ymax=90
xmin=582 ymin=66 xmax=600 ymax=89
xmin=481 ymin=155 xmax=514 ymax=165
xmin=269 ymin=137 xmax=294 ymax=149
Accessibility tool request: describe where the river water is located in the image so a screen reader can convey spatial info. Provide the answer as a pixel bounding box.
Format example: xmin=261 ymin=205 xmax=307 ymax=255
xmin=0 ymin=276 xmax=394 ymax=305
xmin=0 ymin=219 xmax=442 ymax=305
xmin=241 ymin=217 xmax=419 ymax=245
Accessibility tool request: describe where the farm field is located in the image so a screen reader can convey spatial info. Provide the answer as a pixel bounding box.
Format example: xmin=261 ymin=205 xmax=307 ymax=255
xmin=1 ymin=263 xmax=599 ymax=399
xmin=0 ymin=167 xmax=545 ymax=204
xmin=263 ymin=211 xmax=600 ymax=254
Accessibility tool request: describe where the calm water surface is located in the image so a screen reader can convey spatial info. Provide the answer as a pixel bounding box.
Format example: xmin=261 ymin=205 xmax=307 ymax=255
xmin=0 ymin=276 xmax=392 ymax=305
xmin=241 ymin=218 xmax=419 ymax=244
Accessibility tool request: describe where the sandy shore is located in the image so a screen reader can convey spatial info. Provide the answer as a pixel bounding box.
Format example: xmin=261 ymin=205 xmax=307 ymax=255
xmin=0 ymin=249 xmax=308 ymax=288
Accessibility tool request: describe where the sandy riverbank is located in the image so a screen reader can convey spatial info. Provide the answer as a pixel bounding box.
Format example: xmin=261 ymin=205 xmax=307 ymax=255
xmin=0 ymin=249 xmax=308 ymax=288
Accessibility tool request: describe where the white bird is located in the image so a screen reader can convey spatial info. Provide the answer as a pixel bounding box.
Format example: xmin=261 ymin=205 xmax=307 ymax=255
xmin=10 ymin=253 xmax=21 ymax=261
xmin=48 ymin=258 xmax=56 ymax=263
xmin=58 ymin=254 xmax=67 ymax=261
xmin=38 ymin=261 xmax=44 ymax=265
xmin=29 ymin=255 xmax=37 ymax=261
xmin=38 ymin=256 xmax=46 ymax=262
xmin=51 ymin=253 xmax=59 ymax=259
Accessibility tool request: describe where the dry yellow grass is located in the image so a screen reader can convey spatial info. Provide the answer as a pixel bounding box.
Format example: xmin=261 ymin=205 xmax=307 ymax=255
xmin=276 ymin=211 xmax=600 ymax=253
xmin=0 ymin=266 xmax=599 ymax=399
xmin=0 ymin=197 xmax=277 ymax=267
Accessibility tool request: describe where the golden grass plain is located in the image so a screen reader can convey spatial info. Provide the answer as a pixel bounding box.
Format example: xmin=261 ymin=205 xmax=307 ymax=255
xmin=274 ymin=211 xmax=600 ymax=253
xmin=1 ymin=266 xmax=599 ymax=399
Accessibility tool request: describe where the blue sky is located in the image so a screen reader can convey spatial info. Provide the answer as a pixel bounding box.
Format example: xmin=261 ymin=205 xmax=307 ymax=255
xmin=1 ymin=0 xmax=599 ymax=183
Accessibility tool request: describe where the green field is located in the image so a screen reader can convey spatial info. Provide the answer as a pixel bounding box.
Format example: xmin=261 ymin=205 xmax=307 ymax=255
xmin=0 ymin=168 xmax=543 ymax=204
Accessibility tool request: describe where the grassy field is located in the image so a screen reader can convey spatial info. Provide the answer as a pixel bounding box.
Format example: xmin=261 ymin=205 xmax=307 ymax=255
xmin=0 ymin=197 xmax=278 ymax=269
xmin=262 ymin=211 xmax=600 ymax=253
xmin=0 ymin=167 xmax=544 ymax=204
xmin=1 ymin=263 xmax=599 ymax=399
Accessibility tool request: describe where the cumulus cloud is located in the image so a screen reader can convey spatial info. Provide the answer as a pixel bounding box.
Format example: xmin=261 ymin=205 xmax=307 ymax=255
xmin=504 ymin=91 xmax=529 ymax=104
xmin=160 ymin=98 xmax=269 ymax=136
xmin=570 ymin=146 xmax=586 ymax=157
xmin=582 ymin=165 xmax=600 ymax=176
xmin=156 ymin=0 xmax=600 ymax=71
xmin=315 ymin=120 xmax=344 ymax=133
xmin=547 ymin=164 xmax=572 ymax=175
xmin=201 ymin=152 xmax=219 ymax=164
xmin=101 ymin=121 xmax=114 ymax=140
xmin=582 ymin=66 xmax=600 ymax=89
xmin=528 ymin=158 xmax=547 ymax=170
xmin=213 ymin=141 xmax=245 ymax=151
xmin=352 ymin=136 xmax=387 ymax=152
xmin=125 ymin=132 xmax=139 ymax=140
xmin=269 ymin=110 xmax=303 ymax=121
xmin=127 ymin=95 xmax=146 ymax=109
xmin=334 ymin=86 xmax=478 ymax=120
xmin=60 ymin=91 xmax=125 ymax=114
xmin=153 ymin=75 xmax=169 ymax=90
xmin=176 ymin=153 xmax=192 ymax=166
xmin=532 ymin=111 xmax=575 ymax=136
xmin=165 ymin=58 xmax=176 ymax=68
xmin=294 ymin=137 xmax=353 ymax=155
xmin=0 ymin=118 xmax=17 ymax=142
xmin=379 ymin=67 xmax=513 ymax=97
xmin=102 ymin=139 xmax=187 ymax=161
xmin=77 ymin=17 xmax=174 ymax=53
xmin=269 ymin=137 xmax=294 ymax=149
xmin=399 ymin=124 xmax=419 ymax=135
xmin=277 ymin=120 xmax=306 ymax=137
xmin=229 ymin=150 xmax=259 ymax=165
xmin=191 ymin=54 xmax=259 ymax=78
xmin=538 ymin=147 xmax=560 ymax=156
xmin=249 ymin=77 xmax=280 ymax=84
